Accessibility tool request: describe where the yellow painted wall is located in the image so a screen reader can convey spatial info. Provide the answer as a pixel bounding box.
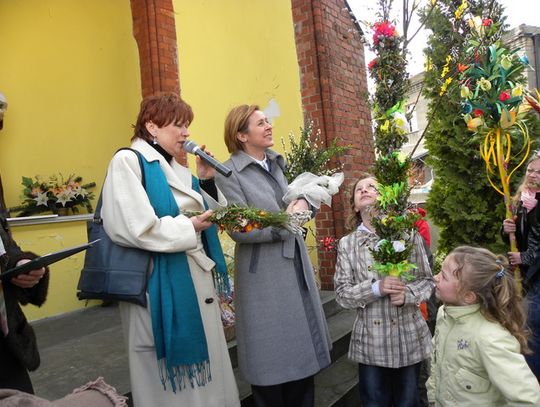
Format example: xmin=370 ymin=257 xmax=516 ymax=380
xmin=0 ymin=0 xmax=141 ymax=320
xmin=173 ymin=0 xmax=304 ymax=167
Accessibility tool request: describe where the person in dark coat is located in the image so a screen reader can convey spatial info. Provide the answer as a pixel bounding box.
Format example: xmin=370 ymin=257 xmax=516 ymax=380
xmin=0 ymin=107 xmax=49 ymax=393
xmin=215 ymin=105 xmax=331 ymax=407
xmin=502 ymin=152 xmax=540 ymax=381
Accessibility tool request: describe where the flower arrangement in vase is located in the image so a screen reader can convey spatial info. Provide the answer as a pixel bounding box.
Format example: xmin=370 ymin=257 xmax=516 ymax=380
xmin=9 ymin=173 xmax=96 ymax=216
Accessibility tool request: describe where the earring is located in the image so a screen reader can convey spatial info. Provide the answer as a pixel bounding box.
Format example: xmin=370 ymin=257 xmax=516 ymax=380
xmin=152 ymin=135 xmax=158 ymax=145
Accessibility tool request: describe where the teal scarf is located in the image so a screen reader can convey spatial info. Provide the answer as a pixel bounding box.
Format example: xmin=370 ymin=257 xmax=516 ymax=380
xmin=140 ymin=156 xmax=230 ymax=392
xmin=191 ymin=176 xmax=229 ymax=296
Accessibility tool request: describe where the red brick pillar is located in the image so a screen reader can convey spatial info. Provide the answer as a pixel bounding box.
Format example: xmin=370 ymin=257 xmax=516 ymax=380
xmin=291 ymin=0 xmax=374 ymax=290
xmin=130 ymin=0 xmax=186 ymax=163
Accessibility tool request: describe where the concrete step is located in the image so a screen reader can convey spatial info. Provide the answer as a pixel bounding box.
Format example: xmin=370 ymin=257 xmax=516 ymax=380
xmin=320 ymin=290 xmax=343 ymax=319
xmin=315 ymin=355 xmax=360 ymax=407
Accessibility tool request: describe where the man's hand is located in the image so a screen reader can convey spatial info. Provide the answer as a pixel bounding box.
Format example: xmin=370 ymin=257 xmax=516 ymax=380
xmin=11 ymin=260 xmax=46 ymax=288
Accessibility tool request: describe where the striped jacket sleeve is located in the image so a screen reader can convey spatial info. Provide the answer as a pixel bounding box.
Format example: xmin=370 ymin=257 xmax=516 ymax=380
xmin=334 ymin=234 xmax=379 ymax=309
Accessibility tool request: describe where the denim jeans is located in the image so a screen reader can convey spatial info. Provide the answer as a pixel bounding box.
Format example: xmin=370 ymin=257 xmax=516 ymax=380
xmin=358 ymin=362 xmax=422 ymax=407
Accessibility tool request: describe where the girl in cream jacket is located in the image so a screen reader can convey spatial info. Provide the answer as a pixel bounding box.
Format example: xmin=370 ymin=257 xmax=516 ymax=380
xmin=427 ymin=246 xmax=539 ymax=406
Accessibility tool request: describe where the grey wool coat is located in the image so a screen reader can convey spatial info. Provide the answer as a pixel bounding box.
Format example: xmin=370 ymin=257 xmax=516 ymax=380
xmin=215 ymin=149 xmax=332 ymax=386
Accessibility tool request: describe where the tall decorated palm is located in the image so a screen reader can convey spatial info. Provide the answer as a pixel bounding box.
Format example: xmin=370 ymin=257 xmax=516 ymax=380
xmin=367 ymin=2 xmax=421 ymax=279
xmin=458 ymin=14 xmax=534 ymax=288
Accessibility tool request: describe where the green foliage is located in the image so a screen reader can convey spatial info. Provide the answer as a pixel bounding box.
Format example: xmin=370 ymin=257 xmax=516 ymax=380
xmin=281 ymin=121 xmax=350 ymax=183
xmin=373 ymin=151 xmax=411 ymax=186
xmin=376 ymin=182 xmax=410 ymax=211
xmin=372 ymin=260 xmax=417 ymax=281
xmin=372 ymin=211 xmax=419 ymax=241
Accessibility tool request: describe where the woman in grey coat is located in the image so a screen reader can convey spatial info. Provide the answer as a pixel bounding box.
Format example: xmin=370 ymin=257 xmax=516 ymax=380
xmin=215 ymin=105 xmax=331 ymax=407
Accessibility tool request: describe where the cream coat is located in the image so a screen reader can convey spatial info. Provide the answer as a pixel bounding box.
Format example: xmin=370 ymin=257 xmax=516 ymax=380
xmin=101 ymin=139 xmax=239 ymax=407
xmin=427 ymin=304 xmax=540 ymax=406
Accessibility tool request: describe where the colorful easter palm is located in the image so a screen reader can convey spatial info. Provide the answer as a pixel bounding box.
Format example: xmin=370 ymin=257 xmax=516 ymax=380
xmin=368 ymin=17 xmax=421 ymax=281
xmin=459 ymin=16 xmax=532 ymax=287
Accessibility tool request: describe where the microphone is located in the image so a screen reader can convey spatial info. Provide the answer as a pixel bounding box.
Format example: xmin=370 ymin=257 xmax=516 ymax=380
xmin=183 ymin=140 xmax=232 ymax=177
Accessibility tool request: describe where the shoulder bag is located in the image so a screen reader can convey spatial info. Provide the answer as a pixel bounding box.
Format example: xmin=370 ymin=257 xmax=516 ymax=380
xmin=77 ymin=148 xmax=151 ymax=306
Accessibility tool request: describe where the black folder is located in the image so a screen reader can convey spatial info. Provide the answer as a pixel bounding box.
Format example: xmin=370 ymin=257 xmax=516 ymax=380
xmin=0 ymin=239 xmax=100 ymax=281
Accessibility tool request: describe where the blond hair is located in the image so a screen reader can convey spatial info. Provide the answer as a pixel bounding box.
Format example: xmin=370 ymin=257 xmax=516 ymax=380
xmin=449 ymin=246 xmax=529 ymax=352
xmin=223 ymin=104 xmax=259 ymax=153
xmin=512 ymin=154 xmax=540 ymax=210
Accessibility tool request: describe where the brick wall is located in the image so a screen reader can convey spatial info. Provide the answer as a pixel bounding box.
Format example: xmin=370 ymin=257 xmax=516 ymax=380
xmin=130 ymin=0 xmax=179 ymax=98
xmin=130 ymin=0 xmax=186 ymax=163
xmin=291 ymin=0 xmax=374 ymax=289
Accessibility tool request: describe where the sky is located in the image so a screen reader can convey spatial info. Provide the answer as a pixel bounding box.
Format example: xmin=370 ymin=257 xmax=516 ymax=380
xmin=347 ymin=0 xmax=540 ymax=75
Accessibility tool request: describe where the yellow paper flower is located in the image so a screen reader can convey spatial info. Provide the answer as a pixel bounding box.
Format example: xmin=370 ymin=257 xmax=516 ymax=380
xmin=441 ymin=66 xmax=450 ymax=78
xmin=479 ymin=77 xmax=492 ymax=91
xmin=439 ymin=76 xmax=453 ymax=96
xmin=467 ymin=117 xmax=484 ymax=131
xmin=500 ymin=109 xmax=516 ymax=129
xmin=425 ymin=57 xmax=433 ymax=72
xmin=439 ymin=84 xmax=448 ymax=96
xmin=467 ymin=16 xmax=483 ymax=36
xmin=392 ymin=112 xmax=409 ymax=133
xmin=461 ymin=85 xmax=471 ymax=98
xmin=511 ymin=85 xmax=523 ymax=97
xmin=455 ymin=0 xmax=468 ymax=19
xmin=500 ymin=54 xmax=513 ymax=70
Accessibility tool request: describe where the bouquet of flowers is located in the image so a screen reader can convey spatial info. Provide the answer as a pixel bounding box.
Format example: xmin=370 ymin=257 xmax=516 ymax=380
xmin=185 ymin=204 xmax=306 ymax=234
xmin=9 ymin=173 xmax=96 ymax=216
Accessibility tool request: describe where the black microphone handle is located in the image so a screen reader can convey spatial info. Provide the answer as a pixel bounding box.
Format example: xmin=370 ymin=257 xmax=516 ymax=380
xmin=194 ymin=149 xmax=232 ymax=178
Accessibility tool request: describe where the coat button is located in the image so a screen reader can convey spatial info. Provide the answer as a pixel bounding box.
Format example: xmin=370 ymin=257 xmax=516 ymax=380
xmin=466 ymin=385 xmax=471 ymax=390
xmin=205 ymin=298 xmax=214 ymax=304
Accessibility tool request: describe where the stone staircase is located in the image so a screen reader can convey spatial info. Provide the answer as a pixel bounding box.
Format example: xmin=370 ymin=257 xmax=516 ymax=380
xmin=29 ymin=291 xmax=359 ymax=406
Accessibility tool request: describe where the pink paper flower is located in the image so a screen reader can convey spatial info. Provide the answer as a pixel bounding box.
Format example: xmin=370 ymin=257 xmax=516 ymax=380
xmin=372 ymin=21 xmax=397 ymax=45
